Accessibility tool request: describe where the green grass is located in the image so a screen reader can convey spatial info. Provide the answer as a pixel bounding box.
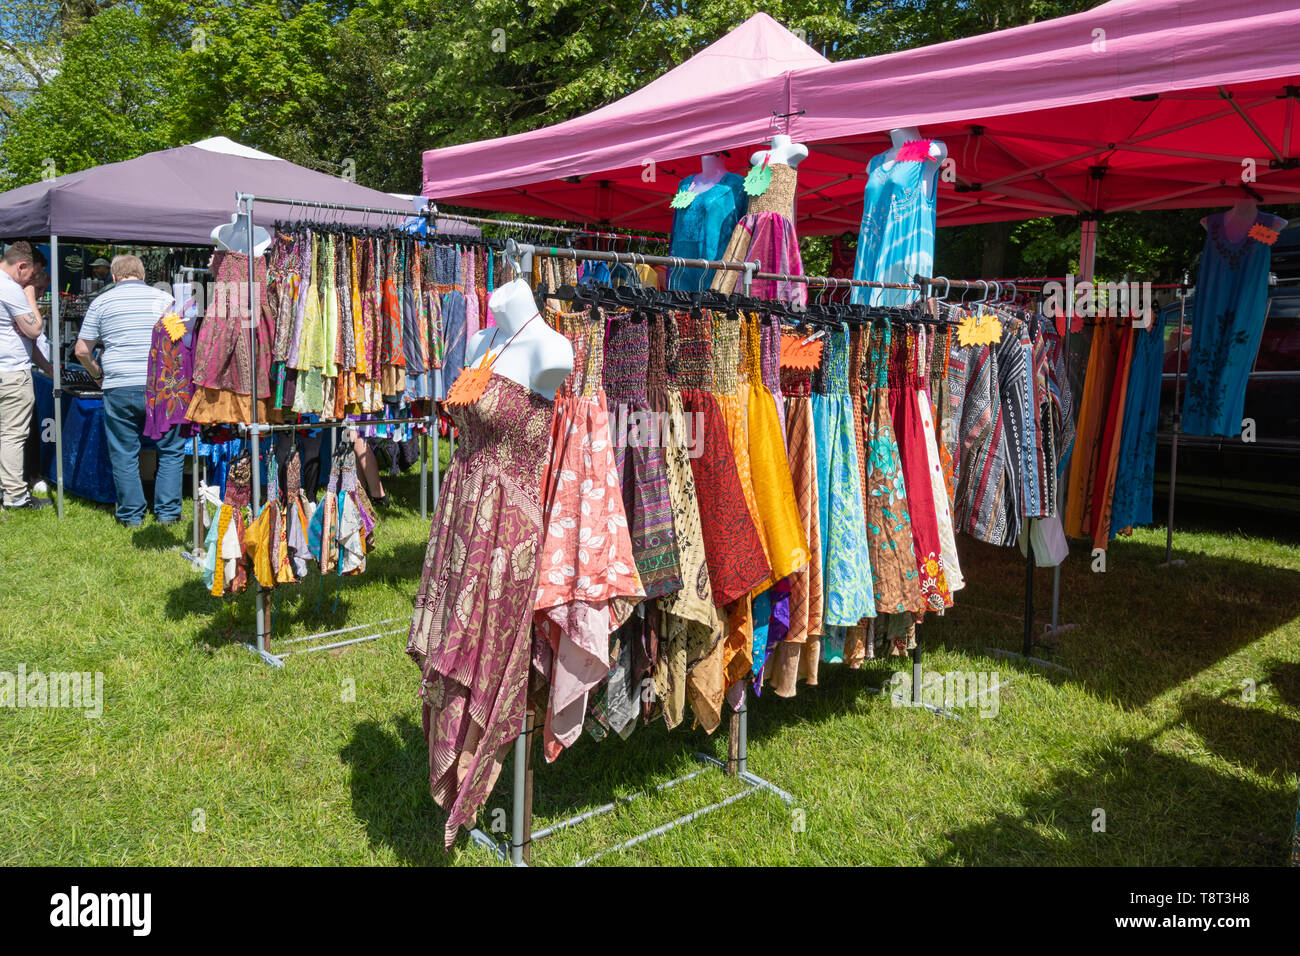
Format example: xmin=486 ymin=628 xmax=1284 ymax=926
xmin=1 ymin=453 xmax=1296 ymax=866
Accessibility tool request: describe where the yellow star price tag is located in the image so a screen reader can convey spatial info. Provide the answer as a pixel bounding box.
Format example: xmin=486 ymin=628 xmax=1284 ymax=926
xmin=956 ymin=310 xmax=1002 ymax=347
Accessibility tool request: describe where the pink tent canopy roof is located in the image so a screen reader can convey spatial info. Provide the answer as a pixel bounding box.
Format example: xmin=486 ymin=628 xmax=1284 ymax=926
xmin=423 ymin=0 xmax=1300 ymax=232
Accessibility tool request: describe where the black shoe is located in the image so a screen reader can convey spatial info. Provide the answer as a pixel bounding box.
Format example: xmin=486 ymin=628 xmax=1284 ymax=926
xmin=373 ymin=495 xmax=392 ymax=509
xmin=5 ymin=497 xmax=51 ymax=511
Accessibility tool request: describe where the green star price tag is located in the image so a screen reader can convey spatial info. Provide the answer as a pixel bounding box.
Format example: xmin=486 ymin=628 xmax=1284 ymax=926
xmin=669 ymin=189 xmax=697 ymax=209
xmin=743 ymin=163 xmax=773 ymax=197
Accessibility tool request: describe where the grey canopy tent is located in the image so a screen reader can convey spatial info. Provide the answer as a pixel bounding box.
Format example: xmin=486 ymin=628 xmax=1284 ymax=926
xmin=0 ymin=136 xmax=475 ymax=517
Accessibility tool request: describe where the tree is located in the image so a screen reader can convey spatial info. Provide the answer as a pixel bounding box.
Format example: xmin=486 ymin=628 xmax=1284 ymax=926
xmin=0 ymin=6 xmax=179 ymax=188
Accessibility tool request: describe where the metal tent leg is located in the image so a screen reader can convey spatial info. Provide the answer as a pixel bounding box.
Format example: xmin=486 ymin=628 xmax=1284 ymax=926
xmin=50 ymin=235 xmax=64 ymax=518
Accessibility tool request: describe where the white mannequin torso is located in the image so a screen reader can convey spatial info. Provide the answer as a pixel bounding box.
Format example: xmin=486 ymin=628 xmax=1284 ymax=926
xmin=750 ymin=134 xmax=808 ymax=169
xmin=688 ymin=153 xmax=730 ymax=193
xmin=466 ymin=278 xmax=573 ymax=400
xmin=211 ymin=213 xmax=272 ymax=256
xmin=875 ymin=127 xmax=948 ymax=200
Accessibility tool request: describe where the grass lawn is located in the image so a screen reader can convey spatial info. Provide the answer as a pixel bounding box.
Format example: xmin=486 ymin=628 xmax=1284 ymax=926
xmin=1 ymin=448 xmax=1296 ymax=866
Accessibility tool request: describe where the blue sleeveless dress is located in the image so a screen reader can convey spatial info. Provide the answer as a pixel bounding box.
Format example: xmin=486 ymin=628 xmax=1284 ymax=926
xmin=1182 ymin=211 xmax=1285 ymax=437
xmin=668 ymin=172 xmax=746 ymax=292
xmin=851 ymin=141 xmax=944 ymax=308
xmin=811 ymin=325 xmax=875 ymax=653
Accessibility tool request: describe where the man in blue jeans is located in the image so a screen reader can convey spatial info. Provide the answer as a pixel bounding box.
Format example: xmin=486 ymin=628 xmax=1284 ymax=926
xmin=74 ymin=254 xmax=182 ymax=526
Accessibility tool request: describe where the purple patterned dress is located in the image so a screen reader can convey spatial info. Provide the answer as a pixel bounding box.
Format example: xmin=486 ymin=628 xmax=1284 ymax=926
xmin=406 ymin=372 xmax=555 ymax=848
xmin=143 ymin=319 xmax=195 ymax=440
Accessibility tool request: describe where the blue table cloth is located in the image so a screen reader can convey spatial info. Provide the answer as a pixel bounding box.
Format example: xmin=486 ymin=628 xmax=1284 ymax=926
xmin=33 ymin=373 xmax=159 ymax=504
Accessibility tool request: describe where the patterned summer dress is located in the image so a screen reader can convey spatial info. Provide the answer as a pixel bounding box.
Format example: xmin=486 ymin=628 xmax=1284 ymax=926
xmin=533 ymin=312 xmax=644 ymax=759
xmin=811 ymin=325 xmax=876 ymax=651
xmin=603 ymin=311 xmax=682 ymax=599
xmin=765 ymin=338 xmax=824 ymax=696
xmin=862 ymin=324 xmax=923 ymax=615
xmin=649 ymin=315 xmax=725 ymax=733
xmin=891 ymin=327 xmax=951 ymax=611
xmin=406 ymin=372 xmax=555 ymax=849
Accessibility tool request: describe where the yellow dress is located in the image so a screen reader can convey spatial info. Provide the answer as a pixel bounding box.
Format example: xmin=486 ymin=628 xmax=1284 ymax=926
xmin=741 ymin=314 xmax=810 ymax=581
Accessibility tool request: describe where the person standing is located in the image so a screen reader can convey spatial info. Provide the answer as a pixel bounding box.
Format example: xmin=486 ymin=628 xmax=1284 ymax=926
xmin=74 ymin=254 xmax=182 ymax=527
xmin=0 ymin=241 xmax=51 ymax=511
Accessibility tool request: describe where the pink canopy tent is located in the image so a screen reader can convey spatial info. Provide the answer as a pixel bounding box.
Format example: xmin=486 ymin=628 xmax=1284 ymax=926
xmin=423 ymin=0 xmax=1300 ymax=234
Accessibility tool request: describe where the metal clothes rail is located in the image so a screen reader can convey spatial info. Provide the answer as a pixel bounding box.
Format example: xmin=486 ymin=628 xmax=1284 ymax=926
xmin=232 ymin=192 xmax=441 ymax=667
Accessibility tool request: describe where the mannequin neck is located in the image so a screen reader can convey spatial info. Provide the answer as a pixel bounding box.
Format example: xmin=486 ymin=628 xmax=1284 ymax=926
xmin=487 ymin=278 xmax=540 ymax=336
xmin=890 ymin=127 xmax=923 ymax=148
xmin=1229 ymin=198 xmax=1258 ymax=222
xmin=700 ymin=154 xmax=728 ymax=178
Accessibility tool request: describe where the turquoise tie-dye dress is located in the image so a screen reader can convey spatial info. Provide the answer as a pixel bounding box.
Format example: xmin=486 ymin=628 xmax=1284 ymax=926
xmin=811 ymin=326 xmax=876 ymax=661
xmin=851 ymin=142 xmax=944 ymax=308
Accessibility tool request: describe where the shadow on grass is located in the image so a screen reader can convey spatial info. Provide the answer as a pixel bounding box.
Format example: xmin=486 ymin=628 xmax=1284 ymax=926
xmin=933 ymin=534 xmax=1300 ymax=708
xmin=1173 ymin=691 xmax=1300 ymax=781
xmin=339 ymin=717 xmax=453 ymax=867
xmin=931 ymin=735 xmax=1294 ymax=865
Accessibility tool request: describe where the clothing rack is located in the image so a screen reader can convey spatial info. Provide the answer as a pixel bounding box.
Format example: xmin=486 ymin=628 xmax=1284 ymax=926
xmin=456 ymin=238 xmax=801 ymax=866
xmin=233 ymin=192 xmax=440 ymax=668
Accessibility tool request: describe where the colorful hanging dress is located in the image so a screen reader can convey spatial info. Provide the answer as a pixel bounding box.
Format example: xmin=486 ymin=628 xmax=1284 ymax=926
xmin=765 ymin=335 xmax=824 ymax=696
xmin=811 ymin=325 xmax=876 ymax=650
xmin=1183 ymin=210 xmax=1287 ymax=437
xmin=603 ymin=312 xmax=682 ymax=599
xmin=406 ymin=371 xmax=555 ymax=849
xmin=533 ymin=312 xmax=645 ymax=761
xmin=891 ymin=327 xmax=951 ymax=611
xmin=862 ymin=323 xmax=924 ymax=615
xmin=648 ymin=315 xmax=726 ymax=733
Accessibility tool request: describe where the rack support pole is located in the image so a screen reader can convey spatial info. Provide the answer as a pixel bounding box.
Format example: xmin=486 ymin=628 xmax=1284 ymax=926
xmin=419 ymin=417 xmax=427 ymax=521
xmin=1160 ymin=287 xmax=1188 ymax=568
xmin=50 ymin=234 xmax=64 ymax=518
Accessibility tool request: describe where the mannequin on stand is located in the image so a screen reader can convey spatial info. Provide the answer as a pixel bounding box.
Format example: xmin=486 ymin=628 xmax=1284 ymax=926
xmin=668 ymin=153 xmax=747 ymax=291
xmin=467 ymin=277 xmax=573 ymax=400
xmin=210 ymin=212 xmax=272 ymax=257
xmin=851 ymin=126 xmax=947 ymax=306
xmin=687 ymin=152 xmax=731 ymax=194
xmin=709 ymin=133 xmax=809 ymax=302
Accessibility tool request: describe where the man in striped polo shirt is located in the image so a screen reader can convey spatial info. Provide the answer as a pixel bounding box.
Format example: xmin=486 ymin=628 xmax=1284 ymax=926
xmin=74 ymin=255 xmax=183 ymax=527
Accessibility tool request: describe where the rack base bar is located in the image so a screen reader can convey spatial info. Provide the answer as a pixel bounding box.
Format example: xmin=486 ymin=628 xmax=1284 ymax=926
xmin=1156 ymin=559 xmax=1187 ymax=569
xmin=982 ymin=645 xmax=1075 ymax=676
xmin=468 ymin=749 xmax=795 ymax=867
xmin=277 ymin=628 xmax=407 ymax=658
xmin=242 ymin=642 xmax=286 ymax=669
xmin=529 ymin=766 xmax=714 ymax=841
xmin=862 ymin=682 xmax=960 ymax=720
xmin=693 ymin=753 xmax=797 ymax=805
xmin=573 ymin=785 xmax=762 ymax=867
xmin=274 ymin=616 xmax=408 ymax=647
